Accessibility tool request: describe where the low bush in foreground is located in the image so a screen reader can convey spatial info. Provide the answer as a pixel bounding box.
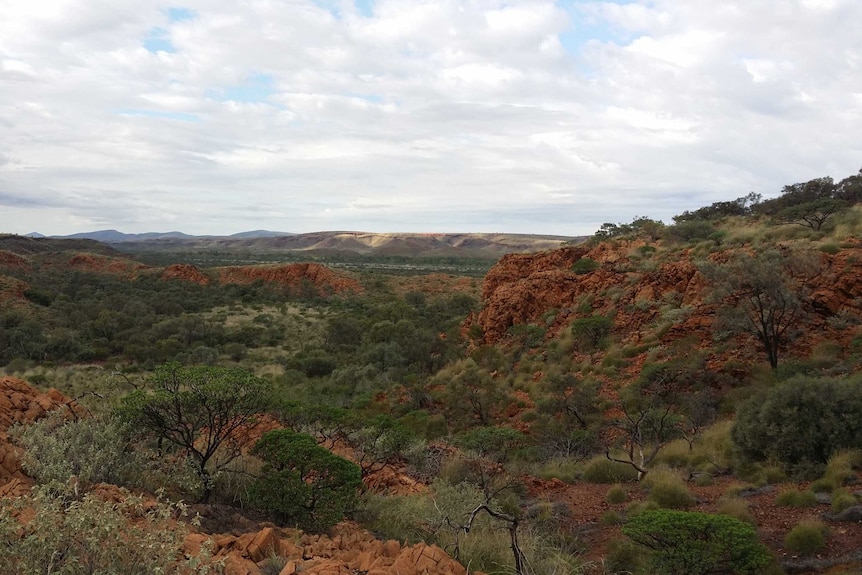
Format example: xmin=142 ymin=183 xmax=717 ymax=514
xmin=622 ymin=509 xmax=772 ymax=575
xmin=0 ymin=485 xmax=216 ymax=574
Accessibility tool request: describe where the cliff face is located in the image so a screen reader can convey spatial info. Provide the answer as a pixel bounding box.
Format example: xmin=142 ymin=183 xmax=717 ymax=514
xmin=471 ymin=241 xmax=862 ymax=370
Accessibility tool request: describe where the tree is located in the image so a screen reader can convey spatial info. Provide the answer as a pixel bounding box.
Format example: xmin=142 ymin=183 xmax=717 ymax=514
xmin=119 ymin=363 xmax=273 ymax=502
xmin=777 ymin=198 xmax=847 ymax=230
xmin=605 ymin=360 xmax=718 ymax=479
xmin=701 ymin=249 xmax=817 ymax=369
xmin=622 ymin=510 xmax=772 ymax=575
xmin=570 ymin=315 xmax=613 ymax=351
xmin=248 ymin=429 xmax=361 ymax=531
xmin=732 ymin=376 xmax=862 ymax=475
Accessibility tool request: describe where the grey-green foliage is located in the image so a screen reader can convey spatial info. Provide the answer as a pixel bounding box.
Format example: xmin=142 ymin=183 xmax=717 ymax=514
xmin=13 ymin=414 xmax=142 ymax=487
xmin=733 ymin=376 xmax=862 ymax=476
xmin=0 ymin=485 xmax=218 ymax=575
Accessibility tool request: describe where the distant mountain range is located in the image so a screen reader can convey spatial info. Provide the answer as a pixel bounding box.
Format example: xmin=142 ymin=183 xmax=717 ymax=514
xmin=17 ymin=229 xmax=581 ymax=259
xmin=25 ymin=229 xmax=294 ymax=242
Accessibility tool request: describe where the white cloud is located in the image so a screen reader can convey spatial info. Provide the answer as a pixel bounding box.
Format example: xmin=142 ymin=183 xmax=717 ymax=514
xmin=0 ymin=0 xmax=860 ymax=236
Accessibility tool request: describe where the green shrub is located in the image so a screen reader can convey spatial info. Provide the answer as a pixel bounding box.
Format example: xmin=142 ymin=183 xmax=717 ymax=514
xmin=248 ymin=429 xmax=362 ymax=532
xmin=571 ymin=258 xmax=599 ymax=274
xmin=623 ymin=510 xmax=772 ymax=575
xmin=784 ymin=520 xmax=827 ymax=556
xmin=775 ymin=489 xmax=817 ymax=508
xmin=605 ymin=484 xmax=628 ymax=505
xmin=581 ymin=456 xmax=639 ymax=484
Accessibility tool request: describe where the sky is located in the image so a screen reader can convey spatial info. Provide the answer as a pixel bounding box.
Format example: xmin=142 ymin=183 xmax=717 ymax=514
xmin=1 ymin=0 xmax=861 ymax=237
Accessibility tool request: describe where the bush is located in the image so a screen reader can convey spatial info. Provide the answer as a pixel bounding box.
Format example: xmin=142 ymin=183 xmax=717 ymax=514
xmin=623 ymin=510 xmax=772 ymax=575
xmin=732 ymin=376 xmax=862 ymax=476
xmin=581 ymin=456 xmax=640 ymax=484
xmin=784 ymin=520 xmax=827 ymax=556
xmin=248 ymin=429 xmax=362 ymax=532
xmin=12 ymin=414 xmax=142 ymax=487
xmin=0 ymin=485 xmax=217 ymax=574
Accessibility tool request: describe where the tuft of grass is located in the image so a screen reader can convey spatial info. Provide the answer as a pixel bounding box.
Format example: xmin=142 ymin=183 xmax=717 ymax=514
xmin=784 ymin=520 xmax=828 ymax=556
xmin=831 ymin=488 xmax=858 ymax=514
xmin=581 ymin=456 xmax=640 ymax=484
xmin=605 ymin=484 xmax=628 ymax=505
xmin=642 ymin=468 xmax=695 ymax=510
xmin=600 ymin=511 xmax=625 ymax=526
xmin=717 ymin=497 xmax=755 ymax=525
xmin=536 ymin=458 xmax=581 ymax=485
xmin=775 ymin=489 xmax=817 ymax=508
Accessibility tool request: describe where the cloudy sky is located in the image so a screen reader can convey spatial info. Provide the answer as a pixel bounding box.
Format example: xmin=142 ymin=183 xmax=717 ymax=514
xmin=1 ymin=0 xmax=861 ymax=236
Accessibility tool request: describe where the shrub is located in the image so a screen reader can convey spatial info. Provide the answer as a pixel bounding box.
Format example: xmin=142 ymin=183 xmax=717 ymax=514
xmin=12 ymin=414 xmax=142 ymax=487
xmin=248 ymin=429 xmax=362 ymax=532
xmin=581 ymin=455 xmax=640 ymax=484
xmin=623 ymin=510 xmax=772 ymax=575
xmin=775 ymin=489 xmax=817 ymax=508
xmin=732 ymin=376 xmax=862 ymax=476
xmin=0 ymin=485 xmax=217 ymax=574
xmin=784 ymin=520 xmax=827 ymax=556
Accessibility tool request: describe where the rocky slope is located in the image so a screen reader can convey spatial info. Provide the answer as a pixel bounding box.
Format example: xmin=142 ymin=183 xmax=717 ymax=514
xmin=469 ymin=239 xmax=862 ymax=375
xmin=0 ymin=376 xmax=70 ymax=494
xmin=0 ymin=377 xmax=476 ymax=575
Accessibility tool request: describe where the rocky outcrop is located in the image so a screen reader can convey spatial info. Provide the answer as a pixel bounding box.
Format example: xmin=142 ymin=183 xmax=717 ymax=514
xmin=216 ymin=263 xmax=361 ymax=296
xmin=0 ymin=275 xmax=30 ymax=308
xmin=811 ymin=248 xmax=862 ymax=316
xmin=161 ymin=263 xmax=211 ymax=285
xmin=470 ymin=241 xmax=862 ymax=373
xmin=186 ymin=522 xmax=481 ymax=575
xmin=0 ymin=377 xmax=70 ymax=488
xmin=66 ymin=253 xmax=150 ymax=277
xmin=0 ymin=251 xmax=31 ymax=272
